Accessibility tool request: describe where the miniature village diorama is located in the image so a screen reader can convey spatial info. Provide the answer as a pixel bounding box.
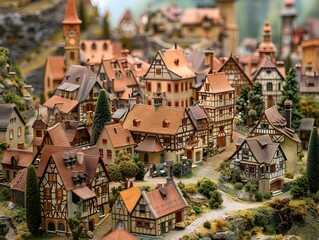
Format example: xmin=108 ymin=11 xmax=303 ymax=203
xmin=0 ymin=0 xmax=319 ymax=239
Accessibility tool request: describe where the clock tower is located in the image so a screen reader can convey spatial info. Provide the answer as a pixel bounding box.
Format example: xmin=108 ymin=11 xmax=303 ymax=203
xmin=63 ymin=0 xmax=82 ymax=70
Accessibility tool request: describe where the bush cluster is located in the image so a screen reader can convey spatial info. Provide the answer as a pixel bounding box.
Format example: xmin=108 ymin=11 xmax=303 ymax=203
xmin=234 ymin=182 xmax=243 ymax=190
xmin=203 ymin=220 xmax=211 ymax=229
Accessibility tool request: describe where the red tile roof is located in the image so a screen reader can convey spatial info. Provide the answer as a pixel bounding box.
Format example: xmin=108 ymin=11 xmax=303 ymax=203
xmin=147 ymin=183 xmax=187 ymax=218
xmin=2 ymin=149 xmax=33 ymax=168
xmin=123 ymin=105 xmax=185 ymax=135
xmin=102 ymin=228 xmax=139 ymax=240
xmin=119 ymin=186 xmax=141 ymax=213
xmin=10 ymin=168 xmax=27 ymax=192
xmin=189 ymin=105 xmax=208 ymax=120
xmin=103 ymin=123 xmax=135 ymax=148
xmin=72 ymin=186 xmax=96 ymax=200
xmin=206 ymin=72 xmax=235 ymax=93
xmin=43 ymin=95 xmax=79 ymax=114
xmin=63 ymin=0 xmax=82 ymax=24
xmin=46 ymin=56 xmax=65 ymax=81
xmin=135 ymin=136 xmax=164 ymax=153
xmin=46 ymin=123 xmax=71 ymax=147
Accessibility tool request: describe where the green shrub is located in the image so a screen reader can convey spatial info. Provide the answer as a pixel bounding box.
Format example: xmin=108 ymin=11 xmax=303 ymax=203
xmin=290 ymin=176 xmax=309 ymax=199
xmin=214 ymin=219 xmax=229 ymax=232
xmin=289 ymin=200 xmax=307 ymax=222
xmin=12 ymin=208 xmax=26 ymax=224
xmin=173 ymin=162 xmax=182 ymax=177
xmin=208 ymin=191 xmax=223 ymax=209
xmin=184 ymin=183 xmax=198 ymax=194
xmin=313 ymin=191 xmax=319 ymax=203
xmin=230 ymin=167 xmax=241 ymax=184
xmin=198 ymin=179 xmax=218 ymax=198
xmin=255 ymin=191 xmax=263 ymax=202
xmin=250 ymin=207 xmax=273 ymax=227
xmin=234 ymin=182 xmax=243 ymax=190
xmin=203 ymin=220 xmax=211 ymax=229
xmin=192 ymin=204 xmax=202 ymax=214
xmin=178 ymin=181 xmax=185 ymax=189
xmin=244 ymin=181 xmax=258 ymax=193
xmin=263 ymin=191 xmax=272 ymax=200
xmin=0 ymin=187 xmax=11 ymax=201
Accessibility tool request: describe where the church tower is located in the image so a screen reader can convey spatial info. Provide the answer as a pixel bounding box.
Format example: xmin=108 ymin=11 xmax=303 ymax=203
xmin=63 ymin=0 xmax=82 ymax=70
xmin=258 ymin=21 xmax=277 ymax=62
xmin=216 ymin=0 xmax=238 ymax=55
xmin=280 ymin=0 xmax=297 ymax=59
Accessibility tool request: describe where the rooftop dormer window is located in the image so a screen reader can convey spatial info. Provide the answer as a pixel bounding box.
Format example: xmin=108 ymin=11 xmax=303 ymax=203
xmin=116 ymin=71 xmax=122 ymax=79
xmin=133 ymin=119 xmax=141 ymax=127
xmin=163 ymin=120 xmax=170 ymax=128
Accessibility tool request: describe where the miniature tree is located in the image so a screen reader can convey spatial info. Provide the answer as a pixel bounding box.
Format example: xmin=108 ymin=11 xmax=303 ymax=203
xmin=300 ymin=96 xmax=319 ymax=127
xmin=78 ymin=0 xmax=87 ymax=30
xmin=306 ymin=127 xmax=319 ymax=193
xmin=25 ymin=165 xmax=41 ymax=235
xmin=102 ymin=12 xmax=111 ymax=39
xmin=0 ymin=47 xmax=9 ymax=69
xmin=248 ymin=82 xmax=264 ymax=120
xmin=277 ymin=67 xmax=302 ymax=129
xmin=106 ymin=152 xmax=139 ymax=188
xmin=235 ymin=85 xmax=250 ymax=125
xmin=91 ymin=89 xmax=112 ymax=145
xmin=68 ymin=212 xmax=84 ymax=240
xmin=135 ymin=161 xmax=145 ymax=181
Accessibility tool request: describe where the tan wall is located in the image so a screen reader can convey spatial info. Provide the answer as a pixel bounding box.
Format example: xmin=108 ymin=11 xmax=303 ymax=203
xmin=4 ymin=111 xmax=25 ymax=148
xmin=181 ymin=26 xmax=220 ymax=41
xmin=258 ymin=179 xmax=270 ymax=193
xmin=302 ymin=44 xmax=319 ymax=72
xmin=139 ymin=152 xmax=162 ymax=165
xmin=281 ymin=137 xmax=298 ymax=175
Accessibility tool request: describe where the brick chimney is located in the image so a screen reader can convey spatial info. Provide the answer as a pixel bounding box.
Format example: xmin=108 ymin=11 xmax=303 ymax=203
xmin=284 ymin=100 xmax=292 ymax=129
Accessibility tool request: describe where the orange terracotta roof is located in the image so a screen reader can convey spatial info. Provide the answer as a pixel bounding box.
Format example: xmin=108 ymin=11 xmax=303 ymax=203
xmin=10 ymin=168 xmax=27 ymax=192
xmin=147 ymin=183 xmax=187 ymax=218
xmin=123 ymin=105 xmax=185 ymax=135
xmin=44 ymin=95 xmax=79 ymax=114
xmin=103 ymin=123 xmax=135 ymax=148
xmin=135 ymin=136 xmax=164 ymax=153
xmin=102 ymin=228 xmax=139 ymax=240
xmin=2 ymin=149 xmax=33 ymax=168
xmin=46 ymin=123 xmax=71 ymax=147
xmin=206 ymin=72 xmax=234 ymax=93
xmin=46 ymin=56 xmax=65 ymax=81
xmin=72 ymin=186 xmax=96 ymax=200
xmin=63 ymin=0 xmax=82 ymax=24
xmin=119 ymin=186 xmax=141 ymax=213
xmin=181 ymin=8 xmax=224 ymax=26
xmin=80 ymin=40 xmax=122 ymax=65
xmin=32 ymin=137 xmax=43 ymax=147
xmin=159 ymin=49 xmax=195 ymax=78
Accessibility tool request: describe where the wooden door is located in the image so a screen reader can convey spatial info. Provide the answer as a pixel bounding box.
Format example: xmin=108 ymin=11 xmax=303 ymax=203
xmin=176 ymin=211 xmax=183 ymax=223
xmin=217 ymin=127 xmax=226 ymax=147
xmin=89 ymin=220 xmax=94 ymax=231
xmin=267 ymin=95 xmax=274 ymax=109
xmin=270 ymin=179 xmax=283 ymax=192
xmin=187 ymin=151 xmax=192 ymax=159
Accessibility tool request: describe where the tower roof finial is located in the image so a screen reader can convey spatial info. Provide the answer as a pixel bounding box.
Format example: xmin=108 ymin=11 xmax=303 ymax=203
xmin=63 ymin=0 xmax=82 ymax=25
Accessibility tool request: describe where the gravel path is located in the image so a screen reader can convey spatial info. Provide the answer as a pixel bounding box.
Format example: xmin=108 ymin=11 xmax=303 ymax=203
xmin=163 ymin=192 xmax=262 ymax=240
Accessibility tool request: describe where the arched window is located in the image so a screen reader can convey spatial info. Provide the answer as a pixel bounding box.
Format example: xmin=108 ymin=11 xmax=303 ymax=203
xmin=92 ymin=42 xmax=96 ymax=50
xmin=81 ymin=43 xmax=86 ymax=51
xmin=48 ymin=222 xmax=55 ymax=231
xmin=117 ymin=221 xmax=124 ymax=228
xmin=58 ymin=222 xmax=65 ymax=231
xmin=103 ymin=42 xmax=108 ymax=50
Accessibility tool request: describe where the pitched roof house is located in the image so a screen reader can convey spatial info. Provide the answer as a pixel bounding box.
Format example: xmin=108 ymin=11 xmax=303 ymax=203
xmin=118 ymin=10 xmax=139 ymax=38
xmin=32 ymin=145 xmax=110 ymax=235
xmin=96 ymin=123 xmax=136 ymax=164
xmin=44 ymin=65 xmax=103 ymax=125
xmin=198 ymin=72 xmax=235 ymax=147
xmin=112 ymin=167 xmax=188 ymax=236
xmin=123 ymin=104 xmax=201 ymax=164
xmin=229 ymin=135 xmax=287 ymax=193
xmin=10 ymin=168 xmax=27 ymax=207
xmin=0 ymin=104 xmax=26 ymax=149
xmin=250 ymin=103 xmax=301 ymax=175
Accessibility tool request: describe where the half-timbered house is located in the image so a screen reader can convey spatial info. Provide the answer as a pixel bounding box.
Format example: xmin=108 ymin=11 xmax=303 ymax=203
xmin=122 ymin=104 xmax=201 ymax=164
xmin=218 ymin=54 xmax=253 ymax=97
xmin=44 ymin=65 xmax=103 ymax=125
xmin=112 ymin=168 xmax=188 ymax=236
xmin=1 ymin=148 xmax=33 ymax=183
xmin=229 ymin=135 xmax=287 ymax=193
xmin=34 ymin=145 xmax=110 ymax=235
xmin=198 ymin=72 xmax=235 ymax=147
xmin=98 ymin=50 xmax=149 ymax=111
xmin=250 ymin=103 xmax=301 ymax=175
xmin=60 ymin=120 xmax=91 ymax=147
xmin=251 ymin=57 xmax=285 ymax=109
xmin=144 ymin=47 xmax=196 ymax=108
xmin=96 ymin=123 xmax=136 ymax=164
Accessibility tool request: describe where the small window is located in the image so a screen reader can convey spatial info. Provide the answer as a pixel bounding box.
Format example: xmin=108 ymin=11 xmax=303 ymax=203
xmin=92 ymin=42 xmax=96 ymax=50
xmin=140 ymin=205 xmax=146 ymax=214
xmin=270 ymin=164 xmax=276 ymax=173
xmin=157 ymin=82 xmax=161 ymax=91
xmin=144 ymin=221 xmax=150 ymax=228
xmin=44 ymin=188 xmax=51 ymax=200
xmin=182 ymin=118 xmax=187 ymax=126
xmin=156 ymin=68 xmax=161 ymax=75
xmin=266 ymin=82 xmax=273 ymax=91
xmin=167 ymin=101 xmax=172 ymax=106
xmin=44 ymin=202 xmax=52 ymax=213
xmin=175 ymin=101 xmax=179 ymax=107
xmin=102 ymin=139 xmax=107 ymax=144
xmin=174 ymin=83 xmax=179 ymax=92
xmin=56 ymin=189 xmax=63 ymax=201
xmin=181 ymin=82 xmax=184 ymax=92
xmin=164 ymin=137 xmax=170 ymax=146
xmin=99 ymin=149 xmax=103 ymax=157
xmin=36 ymin=130 xmax=42 ymax=137
xmin=107 ymin=150 xmax=112 ymax=159
xmin=229 ymin=93 xmax=232 ymax=99
xmin=136 ymin=220 xmax=143 ymax=227
xmin=17 ymin=127 xmax=22 ymax=137
xmin=9 ymin=130 xmax=13 ymax=140
xmin=147 ymin=83 xmax=151 ymax=92
xmin=205 ymin=83 xmax=210 ymax=92
xmin=168 ymin=83 xmax=171 ymax=93
xmin=103 ymin=42 xmax=108 ymax=50
xmin=70 ymin=51 xmax=75 ymax=60
xmin=48 ymin=173 xmax=57 ymax=185
xmin=116 ymin=201 xmax=122 ymax=208
xmin=117 ymin=221 xmax=124 ymax=228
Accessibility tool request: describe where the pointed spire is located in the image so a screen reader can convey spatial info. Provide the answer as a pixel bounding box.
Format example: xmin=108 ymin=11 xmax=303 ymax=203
xmin=263 ymin=21 xmax=272 ymax=42
xmin=63 ymin=0 xmax=82 ymax=25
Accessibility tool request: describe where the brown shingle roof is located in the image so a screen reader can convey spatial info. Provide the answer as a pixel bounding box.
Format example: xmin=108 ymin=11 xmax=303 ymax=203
xmin=135 ymin=136 xmax=164 ymax=153
xmin=72 ymin=186 xmax=96 ymax=200
xmin=206 ymin=72 xmax=235 ymax=93
xmin=10 ymin=168 xmax=27 ymax=192
xmin=181 ymin=8 xmax=224 ymax=26
xmin=45 ymin=56 xmax=65 ymax=81
xmin=189 ymin=105 xmax=208 ymax=120
xmin=119 ymin=186 xmax=141 ymax=213
xmin=123 ymin=105 xmax=185 ymax=135
xmin=159 ymin=49 xmax=195 ymax=78
xmin=0 ymin=104 xmax=26 ymax=130
xmin=46 ymin=123 xmax=71 ymax=147
xmin=63 ymin=0 xmax=82 ymax=24
xmin=2 ymin=149 xmax=33 ymax=168
xmin=103 ymin=123 xmax=135 ymax=148
xmin=146 ymin=183 xmax=187 ymax=218
xmin=43 ymin=95 xmax=79 ymax=113
xmin=102 ymin=228 xmax=139 ymax=240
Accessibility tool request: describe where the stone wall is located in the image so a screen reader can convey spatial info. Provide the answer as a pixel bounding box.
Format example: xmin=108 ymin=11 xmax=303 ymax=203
xmin=0 ymin=0 xmax=65 ymax=61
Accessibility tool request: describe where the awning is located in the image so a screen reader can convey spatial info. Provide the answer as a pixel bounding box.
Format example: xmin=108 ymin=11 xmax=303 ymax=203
xmin=72 ymin=186 xmax=96 ymax=200
xmin=135 ymin=136 xmax=164 ymax=153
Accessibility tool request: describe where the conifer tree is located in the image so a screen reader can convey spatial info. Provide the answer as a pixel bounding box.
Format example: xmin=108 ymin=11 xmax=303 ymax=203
xmin=78 ymin=0 xmax=87 ymax=31
xmin=102 ymin=12 xmax=111 ymax=39
xmin=25 ymin=165 xmax=41 ymax=235
xmin=306 ymin=127 xmax=319 ymax=193
xmin=91 ymin=89 xmax=111 ymax=145
xmin=278 ymin=67 xmax=302 ymax=129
